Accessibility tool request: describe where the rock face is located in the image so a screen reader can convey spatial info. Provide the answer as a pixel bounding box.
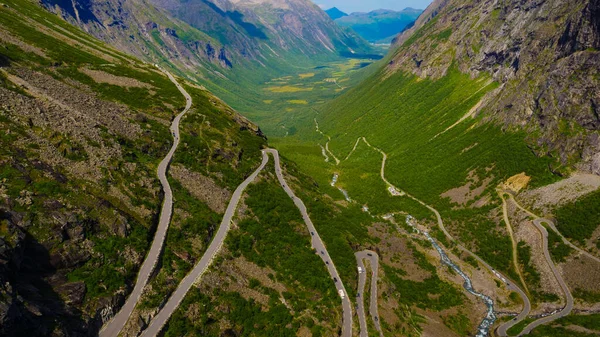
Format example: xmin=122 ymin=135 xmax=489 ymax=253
xmin=390 ymin=0 xmax=600 ymax=174
xmin=151 ymin=0 xmax=373 ymax=59
xmin=42 ymin=0 xmax=231 ymax=72
xmin=0 ymin=207 xmax=90 ymax=336
xmin=42 ymin=0 xmax=373 ymax=73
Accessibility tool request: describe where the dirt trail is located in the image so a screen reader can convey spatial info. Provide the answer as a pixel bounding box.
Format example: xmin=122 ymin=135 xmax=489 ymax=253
xmin=498 ymin=191 xmax=531 ymax=295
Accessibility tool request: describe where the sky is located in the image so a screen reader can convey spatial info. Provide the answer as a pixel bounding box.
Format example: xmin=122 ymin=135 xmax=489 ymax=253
xmin=313 ymin=0 xmax=433 ymax=13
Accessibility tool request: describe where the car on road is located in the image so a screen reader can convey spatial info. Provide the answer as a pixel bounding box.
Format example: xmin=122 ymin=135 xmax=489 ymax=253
xmin=367 ymin=253 xmax=373 ymax=257
xmin=326 ymin=261 xmax=329 ymax=265
xmin=321 ymin=251 xmax=324 ymax=255
xmin=334 ymin=277 xmax=338 ymax=283
xmin=358 ymin=267 xmax=364 ymax=273
xmin=338 ymin=289 xmax=345 ymax=299
xmin=311 ymin=232 xmax=314 ymax=236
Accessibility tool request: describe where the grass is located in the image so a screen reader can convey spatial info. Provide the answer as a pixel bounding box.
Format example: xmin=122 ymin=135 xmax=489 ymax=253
xmin=384 ymin=264 xmax=465 ymax=311
xmin=267 ymin=85 xmax=314 ymax=93
xmin=271 ymin=63 xmax=558 ymax=277
xmin=507 ymin=317 xmax=536 ymax=336
xmin=0 ymin=0 xmax=268 ymax=326
xmin=554 ymin=189 xmax=600 ymax=245
xmin=443 ymin=312 xmax=472 ymax=336
xmin=288 ymin=99 xmax=308 ymax=104
xmin=299 ymin=72 xmax=315 ymax=78
xmin=546 ymin=225 xmax=574 ymax=262
xmin=528 ymin=314 xmax=600 ymax=337
xmin=163 ymin=169 xmax=340 ymax=335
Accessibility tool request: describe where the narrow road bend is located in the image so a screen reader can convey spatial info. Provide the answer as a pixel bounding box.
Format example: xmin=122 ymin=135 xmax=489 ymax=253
xmin=355 ymin=250 xmax=383 ymax=337
xmin=508 ymin=194 xmax=600 ymax=265
xmin=138 ymin=151 xmax=269 ymax=337
xmin=499 ymin=194 xmax=575 ymax=335
xmin=518 ymin=219 xmax=574 ymax=335
xmin=499 ymin=191 xmax=531 ymax=295
xmin=99 ymin=70 xmax=192 ymax=337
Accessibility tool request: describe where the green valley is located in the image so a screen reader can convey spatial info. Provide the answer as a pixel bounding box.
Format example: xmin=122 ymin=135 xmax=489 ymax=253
xmin=1 ymin=0 xmax=600 ymax=336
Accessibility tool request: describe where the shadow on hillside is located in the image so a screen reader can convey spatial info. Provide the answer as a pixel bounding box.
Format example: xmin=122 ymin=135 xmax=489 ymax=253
xmin=201 ymin=0 xmax=268 ymax=40
xmin=42 ymin=0 xmax=100 ymax=24
xmin=0 ymin=210 xmax=88 ymax=336
xmin=0 ymin=53 xmax=10 ymax=67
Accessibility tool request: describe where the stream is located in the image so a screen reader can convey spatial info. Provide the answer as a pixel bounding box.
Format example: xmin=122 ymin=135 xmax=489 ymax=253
xmin=331 ymin=173 xmax=352 ymax=202
xmin=406 ymin=216 xmax=496 ymax=337
xmin=425 ymin=233 xmax=496 ymax=336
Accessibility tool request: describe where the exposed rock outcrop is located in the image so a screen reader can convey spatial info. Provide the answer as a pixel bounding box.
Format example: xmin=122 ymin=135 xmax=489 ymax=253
xmin=391 ymin=0 xmax=600 ymax=174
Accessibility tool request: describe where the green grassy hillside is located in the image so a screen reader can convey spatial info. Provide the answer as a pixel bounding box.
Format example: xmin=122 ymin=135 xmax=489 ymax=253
xmin=0 ymin=0 xmax=265 ymax=334
xmin=275 ymin=64 xmax=559 ymax=279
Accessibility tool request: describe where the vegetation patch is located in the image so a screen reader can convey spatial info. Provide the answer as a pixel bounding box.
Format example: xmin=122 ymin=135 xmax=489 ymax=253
xmin=554 ymin=189 xmax=600 ymax=245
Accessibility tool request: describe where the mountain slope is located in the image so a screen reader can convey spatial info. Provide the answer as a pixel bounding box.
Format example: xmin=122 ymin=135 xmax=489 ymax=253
xmin=40 ymin=0 xmax=378 ymax=135
xmin=389 ymin=0 xmax=600 ymax=174
xmin=288 ymin=0 xmax=600 ymax=309
xmin=151 ymin=0 xmax=373 ymax=60
xmin=0 ymin=0 xmax=266 ymax=335
xmin=335 ymin=8 xmax=422 ymax=43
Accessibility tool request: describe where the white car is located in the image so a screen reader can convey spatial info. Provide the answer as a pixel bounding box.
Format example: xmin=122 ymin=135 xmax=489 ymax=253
xmin=338 ymin=289 xmax=345 ymax=299
xmin=358 ymin=267 xmax=364 ymax=274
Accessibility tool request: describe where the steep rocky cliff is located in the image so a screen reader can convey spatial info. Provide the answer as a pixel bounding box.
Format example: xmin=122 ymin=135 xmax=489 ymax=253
xmin=390 ymin=0 xmax=600 ymax=174
xmin=42 ymin=0 xmax=234 ymax=72
xmin=42 ymin=0 xmax=373 ymax=73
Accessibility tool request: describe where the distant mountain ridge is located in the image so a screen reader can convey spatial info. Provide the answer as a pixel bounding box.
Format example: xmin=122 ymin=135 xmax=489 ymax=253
xmin=41 ymin=0 xmax=376 ymax=120
xmin=330 ymin=7 xmax=422 ymax=43
xmin=325 ymin=7 xmax=347 ymax=20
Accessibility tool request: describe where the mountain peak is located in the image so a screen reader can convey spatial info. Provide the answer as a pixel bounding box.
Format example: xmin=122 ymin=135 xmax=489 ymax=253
xmin=325 ymin=7 xmax=348 ymax=20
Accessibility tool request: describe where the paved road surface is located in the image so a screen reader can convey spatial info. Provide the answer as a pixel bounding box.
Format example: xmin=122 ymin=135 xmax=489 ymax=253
xmin=508 ymin=194 xmax=600 ymax=265
xmin=499 ymin=194 xmax=576 ymax=335
xmin=266 ymin=149 xmax=353 ymax=337
xmin=99 ymin=70 xmax=192 ymax=337
xmin=355 ymin=250 xmax=383 ymax=337
xmin=137 ymin=149 xmax=351 ymax=336
xmin=517 ymin=219 xmax=574 ymax=335
xmin=138 ymin=151 xmax=269 ymax=337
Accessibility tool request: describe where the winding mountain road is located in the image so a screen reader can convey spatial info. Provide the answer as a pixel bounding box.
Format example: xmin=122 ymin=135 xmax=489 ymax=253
xmin=518 ymin=218 xmax=573 ymax=335
xmin=309 ymin=126 xmax=533 ymax=335
xmin=355 ymin=250 xmax=383 ymax=337
xmin=508 ymin=194 xmax=600 ymax=265
xmin=496 ymin=194 xmax=576 ymax=335
xmin=135 ymin=149 xmax=352 ymax=336
xmin=499 ymin=191 xmax=531 ymax=295
xmin=99 ymin=70 xmax=192 ymax=337
xmin=138 ymin=151 xmax=269 ymax=337
xmin=266 ymin=149 xmax=353 ymax=337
